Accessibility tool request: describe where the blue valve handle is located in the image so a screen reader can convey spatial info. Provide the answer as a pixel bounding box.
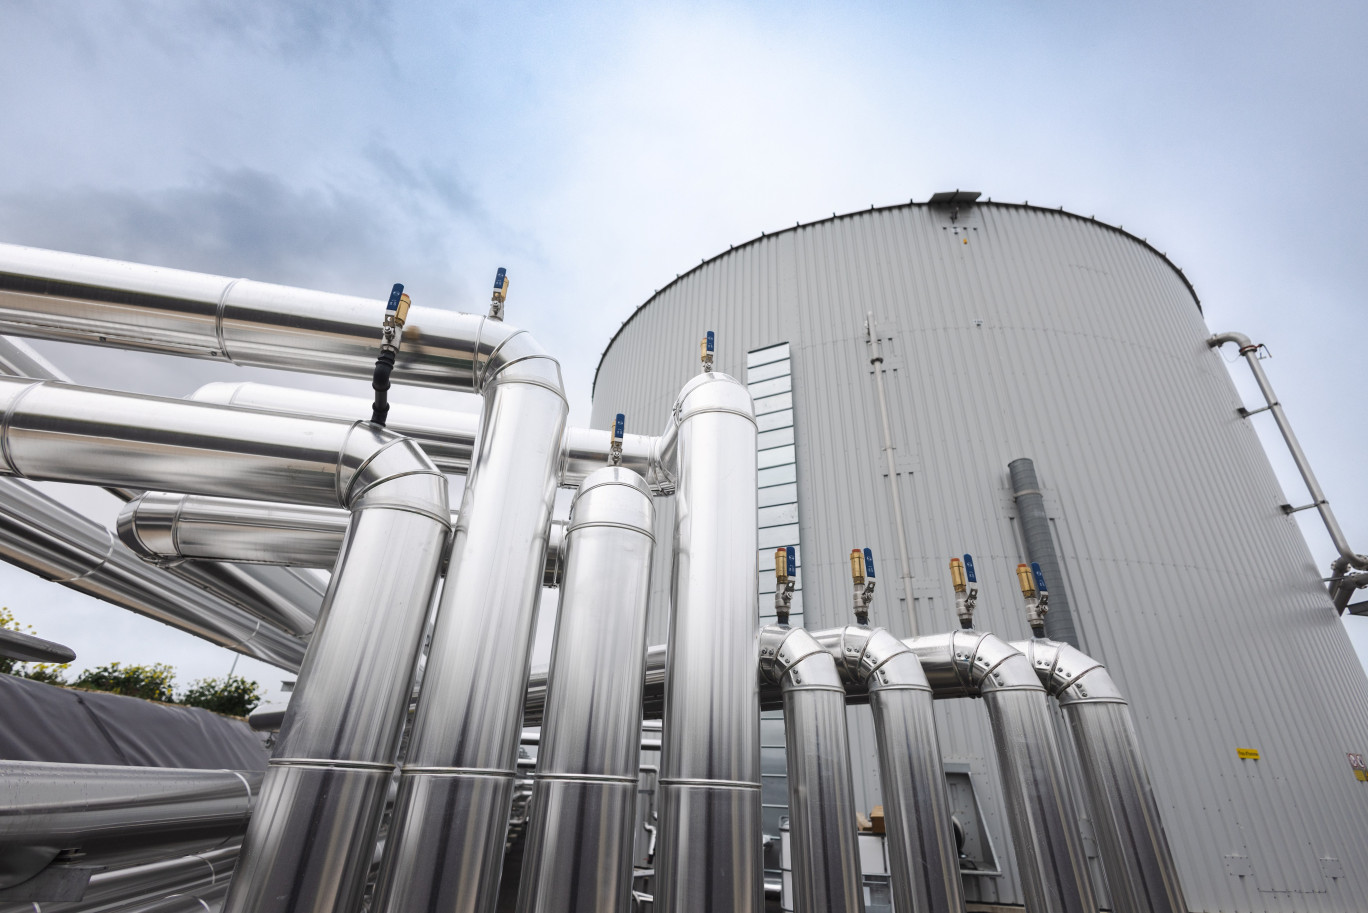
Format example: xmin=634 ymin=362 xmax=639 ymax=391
xmin=705 ymin=330 xmax=715 ymax=353
xmin=613 ymin=413 xmax=625 ymax=441
xmin=863 ymin=547 xmax=875 ymax=579
xmin=493 ymin=268 xmax=507 ymax=292
xmin=963 ymin=554 xmax=977 ymax=583
xmin=386 ymin=283 xmax=404 ymax=312
xmin=1031 ymin=562 xmax=1048 ymax=593
xmin=786 ymin=546 xmax=796 ymax=578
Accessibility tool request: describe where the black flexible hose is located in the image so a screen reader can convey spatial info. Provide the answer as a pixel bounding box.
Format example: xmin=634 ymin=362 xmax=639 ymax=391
xmin=371 ymin=349 xmax=396 ymax=426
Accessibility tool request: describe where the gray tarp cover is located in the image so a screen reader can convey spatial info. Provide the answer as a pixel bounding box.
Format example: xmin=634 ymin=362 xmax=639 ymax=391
xmin=0 ymin=675 xmax=268 ymax=769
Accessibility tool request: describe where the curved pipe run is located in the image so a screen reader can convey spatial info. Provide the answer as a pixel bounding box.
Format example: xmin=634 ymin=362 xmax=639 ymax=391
xmin=1013 ymin=638 xmax=1187 ymax=913
xmin=757 ymin=626 xmax=865 ymax=913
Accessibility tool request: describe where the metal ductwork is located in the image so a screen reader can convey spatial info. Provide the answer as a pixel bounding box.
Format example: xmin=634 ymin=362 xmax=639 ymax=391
xmin=0 ymin=845 xmax=238 ymax=913
xmin=0 ymin=374 xmax=450 ymax=913
xmin=814 ymin=626 xmax=964 ymax=913
xmin=758 ymin=626 xmax=864 ymax=913
xmin=372 ymin=321 xmax=567 ymax=913
xmin=654 ymin=372 xmax=763 ymax=913
xmin=115 ymin=492 xmax=567 ymax=587
xmin=1013 ymin=638 xmax=1188 ymax=913
xmin=0 ymin=334 xmax=325 ymax=643
xmin=192 ymin=381 xmax=668 ymax=491
xmin=516 ymin=467 xmax=655 ymax=913
xmin=0 ymin=762 xmax=258 ymax=890
xmin=0 ymin=476 xmax=305 ymax=670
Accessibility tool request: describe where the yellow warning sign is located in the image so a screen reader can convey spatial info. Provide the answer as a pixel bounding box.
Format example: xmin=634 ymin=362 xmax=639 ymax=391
xmin=1236 ymin=747 xmax=1260 ymax=761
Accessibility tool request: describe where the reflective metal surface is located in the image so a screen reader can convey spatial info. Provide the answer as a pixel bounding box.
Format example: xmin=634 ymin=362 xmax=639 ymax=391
xmin=1015 ymin=638 xmax=1187 ymax=913
xmin=0 ymin=846 xmax=239 ymax=913
xmin=517 ymin=467 xmax=655 ymax=913
xmin=0 ymin=763 xmax=257 ymax=888
xmin=656 ymin=372 xmax=762 ymax=913
xmin=194 ymin=381 xmax=664 ymax=489
xmin=376 ymin=357 xmax=567 ymax=913
xmin=757 ymin=627 xmax=864 ymax=913
xmin=0 ymin=626 xmax=74 ymax=664
xmin=812 ymin=626 xmax=964 ymax=913
xmin=0 ymin=476 xmax=305 ymax=670
xmin=222 ymin=765 xmax=390 ymax=913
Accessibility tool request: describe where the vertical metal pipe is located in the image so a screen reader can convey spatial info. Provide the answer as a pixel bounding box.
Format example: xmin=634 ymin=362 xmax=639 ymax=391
xmin=223 ymin=441 xmax=450 ymax=913
xmin=818 ymin=626 xmax=965 ymax=913
xmin=516 ymin=467 xmax=655 ymax=913
xmin=907 ymin=631 xmax=1097 ymax=913
xmin=758 ymin=627 xmax=864 ymax=913
xmin=374 ymin=350 xmax=567 ymax=913
xmin=1007 ymin=457 xmax=1080 ymax=647
xmin=654 ymin=372 xmax=762 ymax=913
xmin=1014 ymin=639 xmax=1188 ymax=913
xmin=864 ymin=314 xmax=917 ymax=633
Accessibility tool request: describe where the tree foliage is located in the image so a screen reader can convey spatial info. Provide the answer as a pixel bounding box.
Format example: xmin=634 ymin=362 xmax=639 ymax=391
xmin=180 ymin=675 xmax=262 ymax=717
xmin=73 ymin=662 xmax=177 ymax=703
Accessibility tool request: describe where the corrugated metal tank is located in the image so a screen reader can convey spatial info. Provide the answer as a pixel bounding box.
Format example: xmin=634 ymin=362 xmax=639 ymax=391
xmin=591 ymin=199 xmax=1368 ymax=911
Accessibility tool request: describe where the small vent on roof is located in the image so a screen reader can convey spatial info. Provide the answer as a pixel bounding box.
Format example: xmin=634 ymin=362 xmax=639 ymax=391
xmin=928 ymin=190 xmax=982 ymax=206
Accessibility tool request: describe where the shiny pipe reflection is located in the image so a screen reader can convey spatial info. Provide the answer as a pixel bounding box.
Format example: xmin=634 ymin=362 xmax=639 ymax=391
xmin=0 ymin=763 xmax=258 ymax=889
xmin=907 ymin=631 xmax=1098 ymax=913
xmin=813 ymin=627 xmax=964 ymax=913
xmin=1013 ymin=638 xmax=1187 ymax=913
xmin=117 ymin=493 xmax=567 ymax=587
xmin=0 ymin=845 xmax=239 ymax=913
xmin=374 ymin=352 xmax=566 ymax=913
xmin=0 ymin=476 xmax=305 ymax=670
xmin=192 ymin=381 xmax=664 ymax=490
xmin=655 ymin=373 xmax=762 ymax=913
xmin=757 ymin=627 xmax=864 ymax=913
xmin=516 ymin=467 xmax=655 ymax=913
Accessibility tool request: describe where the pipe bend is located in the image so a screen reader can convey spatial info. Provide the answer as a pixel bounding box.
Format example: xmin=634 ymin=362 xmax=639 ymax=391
xmin=566 ymin=466 xmax=654 ymax=537
xmin=116 ymin=492 xmax=187 ymax=565
xmin=674 ymin=371 xmax=756 ymax=426
xmin=1207 ymin=330 xmax=1254 ymax=350
xmin=907 ymin=630 xmax=1042 ymax=695
xmin=758 ymin=626 xmax=843 ymax=690
xmin=337 ymin=425 xmax=449 ymax=522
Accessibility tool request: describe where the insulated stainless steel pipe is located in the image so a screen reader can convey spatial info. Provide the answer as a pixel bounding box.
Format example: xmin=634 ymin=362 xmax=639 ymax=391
xmin=0 ymin=375 xmax=449 ymax=913
xmin=516 ymin=467 xmax=655 ymax=913
xmin=116 ymin=493 xmax=567 ymax=587
xmin=907 ymin=631 xmax=1097 ymax=913
xmin=1013 ymin=638 xmax=1187 ymax=913
xmin=815 ymin=626 xmax=964 ymax=913
xmin=655 ymin=372 xmax=762 ymax=913
xmin=757 ymin=627 xmax=864 ymax=913
xmin=0 ymin=763 xmax=258 ymax=889
xmin=0 ymin=476 xmax=305 ymax=670
xmin=192 ymin=381 xmax=665 ymax=490
xmin=0 ymin=336 xmax=325 ymax=642
xmin=0 ymin=845 xmax=239 ymax=913
xmin=374 ymin=344 xmax=567 ymax=913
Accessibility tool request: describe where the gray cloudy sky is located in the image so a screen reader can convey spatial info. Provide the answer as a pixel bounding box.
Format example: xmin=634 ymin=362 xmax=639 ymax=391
xmin=1 ymin=1 xmax=1365 ymax=704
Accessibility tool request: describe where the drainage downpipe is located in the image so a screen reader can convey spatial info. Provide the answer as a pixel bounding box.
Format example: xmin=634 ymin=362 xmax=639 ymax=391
xmin=515 ymin=467 xmax=655 ymax=913
xmin=374 ymin=338 xmax=567 ymax=913
xmin=815 ymin=626 xmax=964 ymax=913
xmin=0 ymin=375 xmax=451 ymax=913
xmin=0 ymin=476 xmax=305 ymax=670
xmin=0 ymin=762 xmax=258 ymax=889
xmin=1013 ymin=638 xmax=1187 ymax=913
xmin=654 ymin=372 xmax=763 ymax=913
xmin=1208 ymin=332 xmax=1368 ymax=604
xmin=116 ymin=493 xmax=567 ymax=587
xmin=1008 ymin=458 xmax=1080 ymax=646
xmin=907 ymin=631 xmax=1098 ymax=913
xmin=758 ymin=626 xmax=864 ymax=913
xmin=864 ymin=315 xmax=917 ymax=633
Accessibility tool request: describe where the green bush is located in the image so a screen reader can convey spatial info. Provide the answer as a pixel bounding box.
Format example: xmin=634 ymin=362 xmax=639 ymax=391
xmin=73 ymin=662 xmax=177 ymax=703
xmin=20 ymin=663 xmax=70 ymax=684
xmin=180 ymin=675 xmax=262 ymax=717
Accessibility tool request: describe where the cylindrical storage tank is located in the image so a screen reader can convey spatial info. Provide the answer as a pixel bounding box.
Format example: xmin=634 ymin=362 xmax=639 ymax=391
xmin=591 ymin=198 xmax=1368 ymax=911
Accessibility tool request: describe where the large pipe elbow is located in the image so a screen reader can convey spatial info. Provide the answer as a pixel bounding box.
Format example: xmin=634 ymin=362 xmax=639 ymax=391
xmin=1014 ymin=638 xmax=1126 ymax=706
xmin=1207 ymin=330 xmax=1254 ymax=350
xmin=906 ymin=630 xmax=1043 ymax=697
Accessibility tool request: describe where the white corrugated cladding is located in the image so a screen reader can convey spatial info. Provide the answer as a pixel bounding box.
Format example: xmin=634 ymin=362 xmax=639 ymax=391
xmin=592 ymin=200 xmax=1368 ymax=911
